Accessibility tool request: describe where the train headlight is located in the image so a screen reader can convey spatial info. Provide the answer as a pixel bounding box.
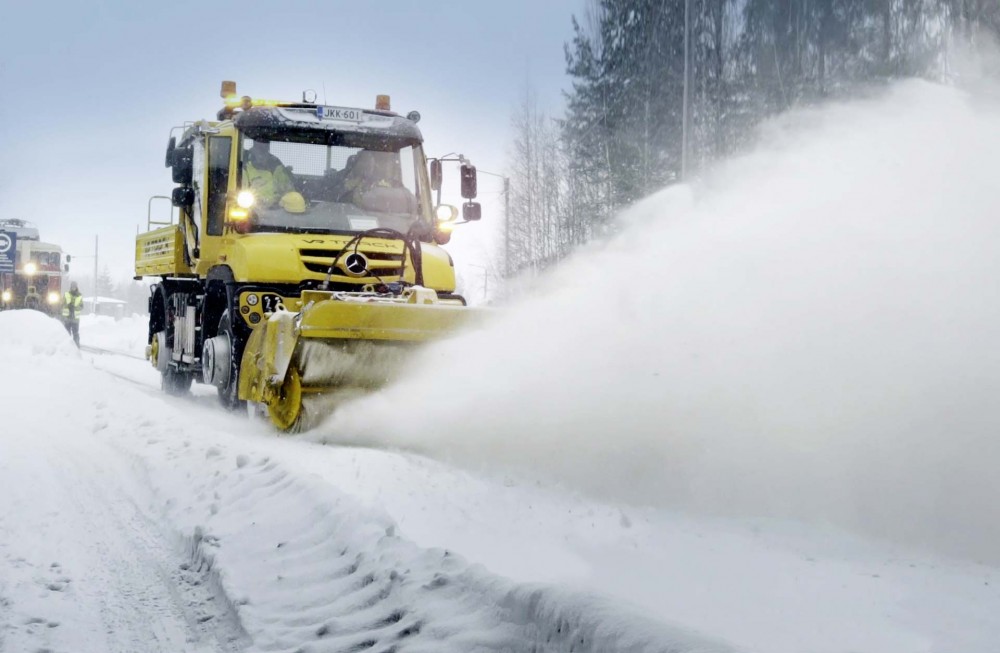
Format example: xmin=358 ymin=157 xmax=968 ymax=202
xmin=1 ymin=290 xmax=10 ymax=302
xmin=47 ymin=291 xmax=60 ymax=304
xmin=23 ymin=262 xmax=37 ymax=275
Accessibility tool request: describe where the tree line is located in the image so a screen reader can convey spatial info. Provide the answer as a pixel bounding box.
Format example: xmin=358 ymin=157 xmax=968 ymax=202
xmin=502 ymin=0 xmax=999 ymax=275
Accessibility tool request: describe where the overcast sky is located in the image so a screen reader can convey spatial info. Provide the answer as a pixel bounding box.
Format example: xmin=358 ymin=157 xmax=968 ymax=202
xmin=0 ymin=0 xmax=583 ymax=290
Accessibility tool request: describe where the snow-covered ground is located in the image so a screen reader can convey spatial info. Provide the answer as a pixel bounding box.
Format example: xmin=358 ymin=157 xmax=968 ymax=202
xmin=1 ymin=309 xmax=997 ymax=652
xmin=3 ymin=311 xmax=731 ymax=653
xmin=4 ymin=81 xmax=1000 ymax=652
xmin=78 ymin=314 xmax=150 ymax=355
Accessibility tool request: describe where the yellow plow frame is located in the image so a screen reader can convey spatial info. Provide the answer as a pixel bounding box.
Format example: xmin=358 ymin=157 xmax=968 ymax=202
xmin=239 ymin=287 xmax=473 ymax=431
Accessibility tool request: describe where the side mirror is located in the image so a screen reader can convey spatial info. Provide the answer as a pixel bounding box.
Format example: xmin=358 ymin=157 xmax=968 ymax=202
xmin=64 ymin=264 xmax=69 ymax=272
xmin=429 ymin=159 xmax=442 ymax=192
xmin=171 ymin=148 xmax=193 ymax=184
xmin=171 ymin=186 xmax=194 ymax=208
xmin=460 ymin=164 xmax=477 ymax=199
xmin=462 ymin=201 xmax=482 ymax=222
xmin=165 ymin=136 xmax=177 ymax=167
xmin=65 ymin=254 xmax=72 ymax=263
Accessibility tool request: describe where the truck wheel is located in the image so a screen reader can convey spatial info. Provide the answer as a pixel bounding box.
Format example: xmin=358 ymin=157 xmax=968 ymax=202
xmin=217 ymin=311 xmax=245 ymax=411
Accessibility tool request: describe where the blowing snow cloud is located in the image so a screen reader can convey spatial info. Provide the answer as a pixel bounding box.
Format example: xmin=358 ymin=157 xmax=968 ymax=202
xmin=318 ymin=80 xmax=1000 ymax=562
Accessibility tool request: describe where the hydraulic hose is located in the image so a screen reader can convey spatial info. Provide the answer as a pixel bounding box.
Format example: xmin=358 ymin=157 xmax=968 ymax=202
xmin=319 ymin=227 xmax=425 ymax=291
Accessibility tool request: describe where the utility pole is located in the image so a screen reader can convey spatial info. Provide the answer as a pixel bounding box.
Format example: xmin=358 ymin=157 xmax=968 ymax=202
xmin=68 ymin=234 xmax=100 ymax=314
xmin=503 ymin=176 xmax=510 ymax=278
xmin=93 ymin=235 xmax=99 ymax=310
xmin=476 ymin=169 xmax=511 ymax=278
xmin=681 ymin=0 xmax=691 ymax=181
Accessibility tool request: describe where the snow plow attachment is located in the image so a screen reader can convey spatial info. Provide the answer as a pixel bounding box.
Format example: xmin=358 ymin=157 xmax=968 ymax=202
xmin=238 ymin=287 xmax=473 ymax=432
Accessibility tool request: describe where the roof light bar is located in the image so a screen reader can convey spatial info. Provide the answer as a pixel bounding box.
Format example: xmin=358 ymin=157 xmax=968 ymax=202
xmin=223 ymin=96 xmax=286 ymax=109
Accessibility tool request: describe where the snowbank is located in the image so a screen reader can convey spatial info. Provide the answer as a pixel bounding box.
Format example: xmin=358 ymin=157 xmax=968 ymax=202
xmin=0 ymin=309 xmax=79 ymax=358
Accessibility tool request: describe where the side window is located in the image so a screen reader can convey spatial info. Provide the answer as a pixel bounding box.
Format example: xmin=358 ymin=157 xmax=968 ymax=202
xmin=400 ymin=146 xmax=416 ymax=196
xmin=191 ymin=138 xmax=205 ymax=230
xmin=207 ymin=136 xmax=232 ymax=236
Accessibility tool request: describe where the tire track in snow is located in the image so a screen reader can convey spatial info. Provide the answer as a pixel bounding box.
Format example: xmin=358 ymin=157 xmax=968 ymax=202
xmin=65 ymin=401 xmax=249 ymax=652
xmin=0 ymin=388 xmax=248 ymax=652
xmin=124 ymin=421 xmax=732 ymax=653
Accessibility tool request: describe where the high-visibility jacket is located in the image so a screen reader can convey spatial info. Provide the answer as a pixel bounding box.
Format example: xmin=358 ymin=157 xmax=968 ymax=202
xmin=245 ymin=162 xmax=295 ymax=207
xmin=62 ymin=291 xmax=83 ymax=322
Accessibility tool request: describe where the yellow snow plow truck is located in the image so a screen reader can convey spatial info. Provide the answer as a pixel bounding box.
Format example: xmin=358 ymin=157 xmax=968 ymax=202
xmin=135 ymin=82 xmax=482 ymax=431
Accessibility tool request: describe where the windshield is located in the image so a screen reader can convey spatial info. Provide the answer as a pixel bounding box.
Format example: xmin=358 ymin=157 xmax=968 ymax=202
xmin=18 ymin=249 xmax=61 ymax=272
xmin=240 ymin=135 xmax=430 ymax=235
xmin=31 ymin=251 xmax=61 ymax=272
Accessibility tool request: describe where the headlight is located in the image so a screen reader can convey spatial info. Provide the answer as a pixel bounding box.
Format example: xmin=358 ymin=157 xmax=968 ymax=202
xmin=435 ymin=204 xmax=458 ymax=223
xmin=23 ymin=262 xmax=37 ymax=275
xmin=47 ymin=291 xmax=60 ymax=304
xmin=236 ymin=190 xmax=256 ymax=209
xmin=1 ymin=290 xmax=10 ymax=302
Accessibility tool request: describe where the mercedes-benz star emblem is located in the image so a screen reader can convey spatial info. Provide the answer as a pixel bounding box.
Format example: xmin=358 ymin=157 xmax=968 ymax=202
xmin=343 ymin=252 xmax=369 ymax=277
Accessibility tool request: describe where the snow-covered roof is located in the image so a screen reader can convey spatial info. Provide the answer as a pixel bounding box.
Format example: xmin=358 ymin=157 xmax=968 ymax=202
xmin=84 ymin=296 xmax=127 ymax=305
xmin=233 ymin=104 xmax=423 ymax=146
xmin=0 ymin=219 xmax=40 ymax=240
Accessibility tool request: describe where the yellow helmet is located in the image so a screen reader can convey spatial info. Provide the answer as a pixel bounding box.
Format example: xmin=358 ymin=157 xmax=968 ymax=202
xmin=279 ymin=191 xmax=306 ymax=214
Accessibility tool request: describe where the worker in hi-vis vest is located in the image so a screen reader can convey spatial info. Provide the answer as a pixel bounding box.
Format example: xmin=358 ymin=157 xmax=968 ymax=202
xmin=62 ymin=281 xmax=83 ymax=347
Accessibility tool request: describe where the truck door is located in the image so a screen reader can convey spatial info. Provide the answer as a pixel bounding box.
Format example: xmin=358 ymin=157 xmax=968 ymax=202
xmin=206 ymin=136 xmax=232 ymax=236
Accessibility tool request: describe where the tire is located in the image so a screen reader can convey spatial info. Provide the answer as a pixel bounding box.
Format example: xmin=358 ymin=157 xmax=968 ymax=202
xmin=217 ymin=311 xmax=245 ymax=411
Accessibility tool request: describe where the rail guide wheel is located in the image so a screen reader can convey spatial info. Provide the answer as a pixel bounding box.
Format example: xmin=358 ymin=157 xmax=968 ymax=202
xmin=149 ymin=335 xmax=160 ymax=369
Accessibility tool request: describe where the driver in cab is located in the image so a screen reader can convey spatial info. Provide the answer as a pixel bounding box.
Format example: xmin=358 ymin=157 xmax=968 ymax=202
xmin=334 ymin=150 xmax=417 ymax=214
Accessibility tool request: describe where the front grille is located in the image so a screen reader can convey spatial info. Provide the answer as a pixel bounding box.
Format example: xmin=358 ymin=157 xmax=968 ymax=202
xmin=299 ymin=247 xmax=406 ymax=278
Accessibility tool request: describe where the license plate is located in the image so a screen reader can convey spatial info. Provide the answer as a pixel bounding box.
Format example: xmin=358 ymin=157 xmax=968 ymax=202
xmin=318 ymin=106 xmax=364 ymax=122
xmin=349 ymin=217 xmax=379 ymax=231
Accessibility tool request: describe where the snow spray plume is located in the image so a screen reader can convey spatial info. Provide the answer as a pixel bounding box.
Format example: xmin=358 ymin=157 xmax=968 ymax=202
xmin=315 ymin=80 xmax=1000 ymax=563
